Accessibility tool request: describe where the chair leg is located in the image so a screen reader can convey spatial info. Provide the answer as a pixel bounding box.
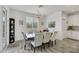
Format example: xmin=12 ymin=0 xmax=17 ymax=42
xmin=34 ymin=48 xmax=35 ymax=53
xmin=24 ymin=45 xmax=26 ymax=50
xmin=42 ymin=43 xmax=45 ymax=49
xmin=55 ymin=40 xmax=56 ymax=45
xmin=31 ymin=44 xmax=32 ymax=50
xmin=44 ymin=44 xmax=45 ymax=49
xmin=41 ymin=46 xmax=42 ymax=52
xmin=48 ymin=43 xmax=49 ymax=47
xmin=48 ymin=41 xmax=50 ymax=47
xmin=38 ymin=47 xmax=40 ymax=49
xmin=52 ymin=41 xmax=53 ymax=47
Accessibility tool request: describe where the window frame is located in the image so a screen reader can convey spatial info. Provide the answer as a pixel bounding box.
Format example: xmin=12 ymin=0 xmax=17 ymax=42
xmin=26 ymin=16 xmax=39 ymax=29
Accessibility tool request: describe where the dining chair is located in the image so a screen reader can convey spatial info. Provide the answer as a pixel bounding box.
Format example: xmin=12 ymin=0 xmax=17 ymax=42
xmin=21 ymin=32 xmax=28 ymax=50
xmin=31 ymin=33 xmax=43 ymax=53
xmin=50 ymin=31 xmax=57 ymax=47
xmin=42 ymin=32 xmax=51 ymax=48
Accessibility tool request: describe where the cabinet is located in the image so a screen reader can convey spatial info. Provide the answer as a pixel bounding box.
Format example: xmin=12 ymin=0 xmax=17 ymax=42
xmin=9 ymin=18 xmax=15 ymax=43
xmin=67 ymin=31 xmax=72 ymax=38
xmin=67 ymin=31 xmax=79 ymax=40
xmin=68 ymin=15 xmax=79 ymax=26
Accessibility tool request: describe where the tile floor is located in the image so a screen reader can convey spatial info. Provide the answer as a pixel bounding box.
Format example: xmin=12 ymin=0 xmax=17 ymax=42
xmin=1 ymin=38 xmax=79 ymax=53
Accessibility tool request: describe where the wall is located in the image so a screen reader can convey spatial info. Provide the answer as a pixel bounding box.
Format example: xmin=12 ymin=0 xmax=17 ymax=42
xmin=62 ymin=12 xmax=68 ymax=39
xmin=10 ymin=9 xmax=47 ymax=41
xmin=68 ymin=13 xmax=79 ymax=26
xmin=9 ymin=8 xmax=69 ymax=42
xmin=10 ymin=9 xmax=26 ymax=41
xmin=46 ymin=11 xmax=64 ymax=40
xmin=38 ymin=16 xmax=47 ymax=31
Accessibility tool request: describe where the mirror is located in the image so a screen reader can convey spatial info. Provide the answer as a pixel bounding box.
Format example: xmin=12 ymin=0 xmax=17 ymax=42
xmin=48 ymin=21 xmax=55 ymax=28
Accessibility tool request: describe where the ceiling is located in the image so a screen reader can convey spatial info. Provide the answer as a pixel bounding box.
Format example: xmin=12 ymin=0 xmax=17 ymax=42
xmin=8 ymin=5 xmax=79 ymax=16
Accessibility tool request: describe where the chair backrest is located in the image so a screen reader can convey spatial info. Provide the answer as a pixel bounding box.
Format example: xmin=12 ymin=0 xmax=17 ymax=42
xmin=34 ymin=33 xmax=43 ymax=47
xmin=50 ymin=31 xmax=57 ymax=41
xmin=21 ymin=32 xmax=27 ymax=40
xmin=43 ymin=32 xmax=51 ymax=43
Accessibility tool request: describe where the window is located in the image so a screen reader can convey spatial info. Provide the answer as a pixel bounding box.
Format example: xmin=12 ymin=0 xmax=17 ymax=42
xmin=33 ymin=17 xmax=38 ymax=28
xmin=26 ymin=16 xmax=38 ymax=29
xmin=26 ymin=16 xmax=33 ymax=29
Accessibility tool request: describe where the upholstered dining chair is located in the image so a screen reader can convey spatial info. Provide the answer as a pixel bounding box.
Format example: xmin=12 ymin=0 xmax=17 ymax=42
xmin=31 ymin=33 xmax=43 ymax=53
xmin=42 ymin=32 xmax=51 ymax=48
xmin=50 ymin=31 xmax=57 ymax=47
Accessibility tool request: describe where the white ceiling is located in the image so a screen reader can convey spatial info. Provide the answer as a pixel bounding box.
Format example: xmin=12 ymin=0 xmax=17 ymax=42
xmin=8 ymin=5 xmax=79 ymax=16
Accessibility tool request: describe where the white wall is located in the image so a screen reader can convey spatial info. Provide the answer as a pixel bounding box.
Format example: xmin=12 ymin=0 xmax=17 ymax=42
xmin=9 ymin=8 xmax=69 ymax=42
xmin=10 ymin=9 xmax=26 ymax=41
xmin=46 ymin=11 xmax=64 ymax=40
xmin=68 ymin=13 xmax=79 ymax=26
xmin=10 ymin=9 xmax=47 ymax=41
xmin=38 ymin=16 xmax=47 ymax=31
xmin=61 ymin=12 xmax=68 ymax=39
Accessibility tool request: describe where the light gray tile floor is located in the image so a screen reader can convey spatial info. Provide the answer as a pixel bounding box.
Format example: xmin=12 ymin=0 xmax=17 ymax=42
xmin=1 ymin=38 xmax=79 ymax=53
